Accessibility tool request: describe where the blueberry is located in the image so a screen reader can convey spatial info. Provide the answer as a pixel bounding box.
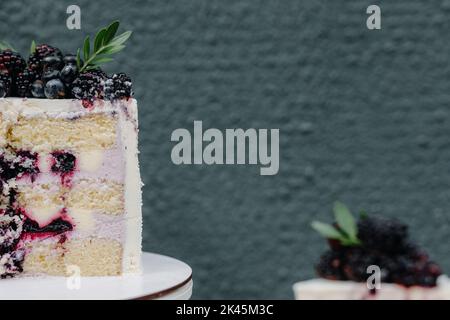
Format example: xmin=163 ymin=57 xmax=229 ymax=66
xmin=31 ymin=80 xmax=45 ymax=98
xmin=44 ymin=79 xmax=66 ymax=99
xmin=42 ymin=68 xmax=60 ymax=82
xmin=0 ymin=81 xmax=6 ymax=98
xmin=63 ymin=54 xmax=82 ymax=66
xmin=42 ymin=55 xmax=63 ymax=71
xmin=60 ymin=64 xmax=78 ymax=85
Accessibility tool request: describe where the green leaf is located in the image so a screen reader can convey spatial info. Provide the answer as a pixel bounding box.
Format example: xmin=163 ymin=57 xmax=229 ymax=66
xmin=89 ymin=56 xmax=114 ymax=65
xmin=0 ymin=40 xmax=15 ymax=51
xmin=109 ymin=31 xmax=132 ymax=46
xmin=30 ymin=40 xmax=36 ymax=54
xmin=94 ymin=28 xmax=107 ymax=52
xmin=311 ymin=221 xmax=344 ymax=240
xmin=340 ymin=237 xmax=361 ymax=246
xmin=104 ymin=21 xmax=120 ymax=44
xmin=77 ymin=20 xmax=132 ymax=72
xmin=99 ymin=44 xmax=125 ymax=55
xmin=333 ymin=202 xmax=358 ymax=241
xmin=83 ymin=36 xmax=90 ymax=61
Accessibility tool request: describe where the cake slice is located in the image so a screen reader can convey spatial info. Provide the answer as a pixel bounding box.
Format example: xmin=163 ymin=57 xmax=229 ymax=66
xmin=0 ymin=98 xmax=142 ymax=277
xmin=293 ymin=202 xmax=449 ymax=300
xmin=0 ymin=20 xmax=142 ymax=278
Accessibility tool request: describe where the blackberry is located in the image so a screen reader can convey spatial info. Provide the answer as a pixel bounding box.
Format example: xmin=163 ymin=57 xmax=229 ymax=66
xmin=71 ymin=71 xmax=105 ymax=107
xmin=89 ymin=68 xmax=107 ymax=79
xmin=15 ymin=68 xmax=38 ymax=97
xmin=28 ymin=44 xmax=63 ymax=72
xmin=390 ymin=257 xmax=441 ymax=287
xmin=104 ymin=72 xmax=133 ymax=100
xmin=0 ymin=214 xmax=23 ymax=249
xmin=0 ymin=70 xmax=12 ymax=97
xmin=342 ymin=248 xmax=378 ymax=282
xmin=357 ymin=216 xmax=408 ymax=253
xmin=0 ymin=249 xmax=25 ymax=278
xmin=51 ymin=152 xmax=76 ymax=173
xmin=15 ymin=151 xmax=39 ymax=177
xmin=315 ymin=250 xmax=346 ymax=280
xmin=0 ymin=50 xmax=26 ymax=76
xmin=0 ymin=149 xmax=39 ymax=181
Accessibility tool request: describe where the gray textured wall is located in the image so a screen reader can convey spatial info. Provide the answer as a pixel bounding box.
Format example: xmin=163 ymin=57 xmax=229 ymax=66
xmin=1 ymin=0 xmax=449 ymax=299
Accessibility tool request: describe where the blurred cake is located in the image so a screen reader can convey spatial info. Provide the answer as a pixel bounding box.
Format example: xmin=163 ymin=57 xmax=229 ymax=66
xmin=293 ymin=202 xmax=449 ymax=300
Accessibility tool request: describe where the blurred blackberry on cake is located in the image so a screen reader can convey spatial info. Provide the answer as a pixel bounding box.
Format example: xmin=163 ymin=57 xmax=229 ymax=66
xmin=315 ymin=250 xmax=346 ymax=281
xmin=312 ymin=202 xmax=442 ymax=288
xmin=105 ymin=73 xmax=133 ymax=100
xmin=357 ymin=215 xmax=408 ymax=253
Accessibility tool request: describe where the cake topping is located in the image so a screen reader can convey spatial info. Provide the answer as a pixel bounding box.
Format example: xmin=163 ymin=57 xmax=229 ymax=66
xmin=28 ymin=43 xmax=63 ymax=73
xmin=312 ymin=202 xmax=442 ymax=288
xmin=0 ymin=49 xmax=26 ymax=76
xmin=44 ymin=79 xmax=66 ymax=99
xmin=16 ymin=68 xmax=39 ymax=97
xmin=0 ymin=21 xmax=133 ymax=106
xmin=105 ymin=73 xmax=133 ymax=101
xmin=30 ymin=80 xmax=45 ymax=98
xmin=71 ymin=71 xmax=106 ymax=107
xmin=0 ymin=70 xmax=11 ymax=98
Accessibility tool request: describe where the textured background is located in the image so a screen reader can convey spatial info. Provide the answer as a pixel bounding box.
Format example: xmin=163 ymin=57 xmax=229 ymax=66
xmin=1 ymin=0 xmax=450 ymax=299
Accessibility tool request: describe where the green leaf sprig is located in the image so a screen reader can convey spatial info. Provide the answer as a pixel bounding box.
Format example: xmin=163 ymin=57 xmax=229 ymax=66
xmin=30 ymin=40 xmax=36 ymax=54
xmin=77 ymin=20 xmax=132 ymax=72
xmin=311 ymin=202 xmax=362 ymax=246
xmin=0 ymin=40 xmax=16 ymax=51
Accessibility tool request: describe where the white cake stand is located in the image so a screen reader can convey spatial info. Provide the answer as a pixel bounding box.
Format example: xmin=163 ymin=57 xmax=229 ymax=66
xmin=0 ymin=252 xmax=193 ymax=300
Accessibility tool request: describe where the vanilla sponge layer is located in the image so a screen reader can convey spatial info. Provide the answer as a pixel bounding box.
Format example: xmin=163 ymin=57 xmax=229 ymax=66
xmin=17 ymin=179 xmax=125 ymax=217
xmin=7 ymin=114 xmax=117 ymax=152
xmin=22 ymin=237 xmax=122 ymax=276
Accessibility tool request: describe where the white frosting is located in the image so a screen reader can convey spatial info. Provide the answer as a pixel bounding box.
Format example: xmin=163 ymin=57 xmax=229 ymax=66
xmin=293 ymin=276 xmax=450 ymax=300
xmin=118 ymin=100 xmax=143 ymax=274
xmin=0 ymin=98 xmax=117 ymax=119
